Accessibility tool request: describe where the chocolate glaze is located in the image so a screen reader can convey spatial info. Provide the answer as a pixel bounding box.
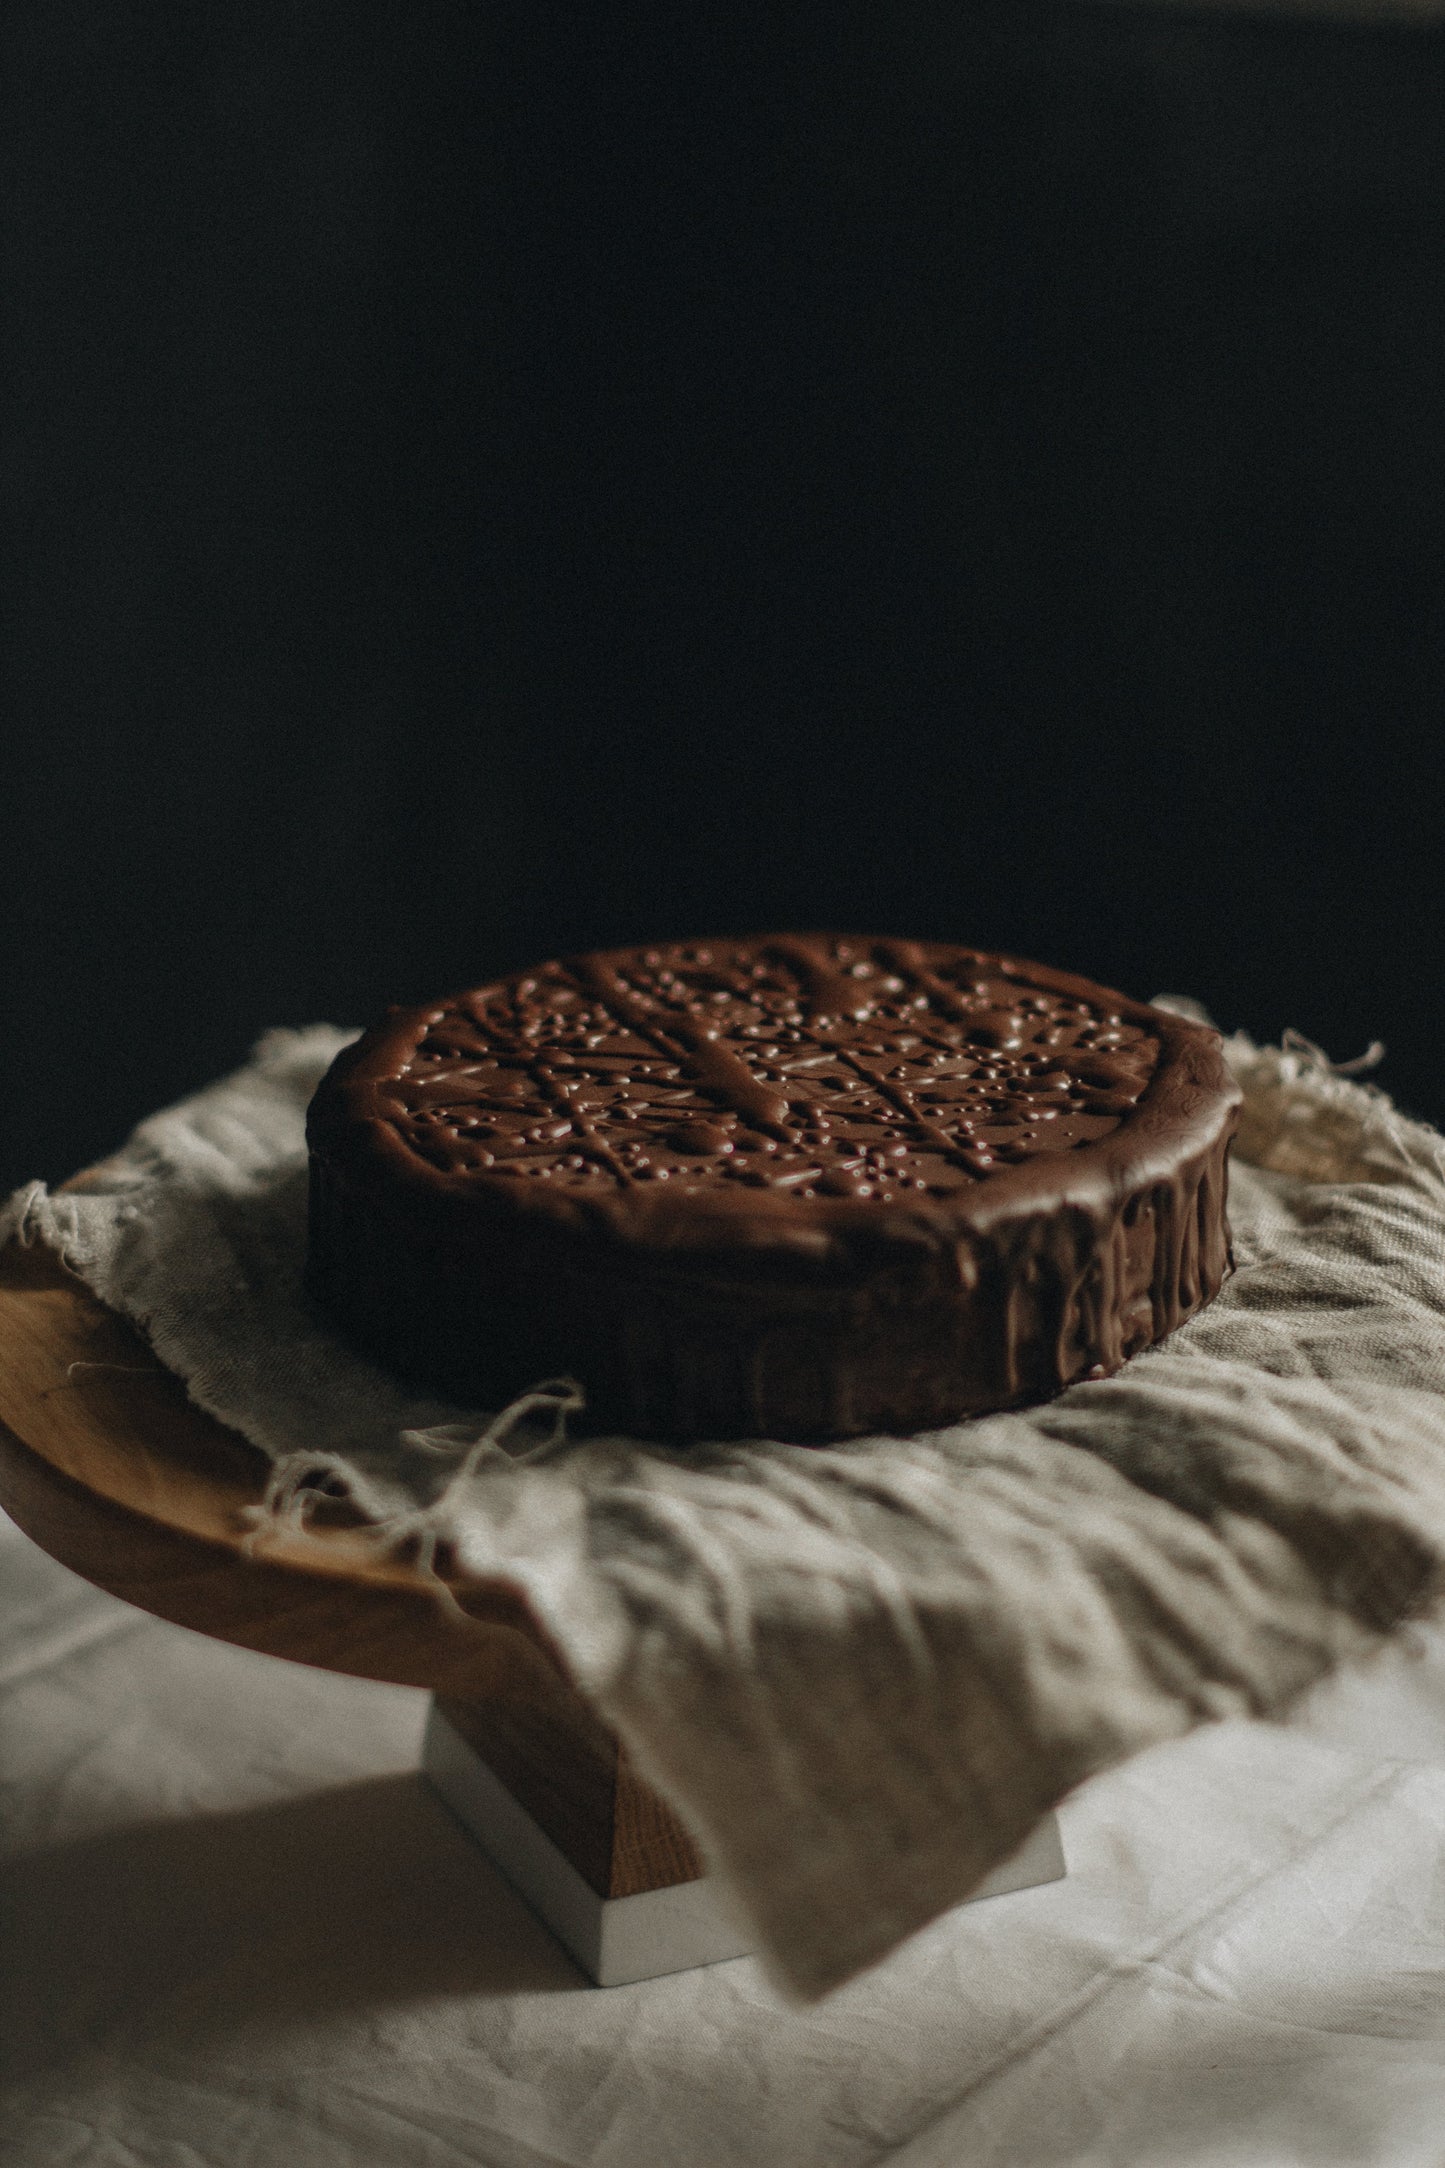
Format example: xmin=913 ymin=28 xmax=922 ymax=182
xmin=306 ymin=935 xmax=1241 ymax=1439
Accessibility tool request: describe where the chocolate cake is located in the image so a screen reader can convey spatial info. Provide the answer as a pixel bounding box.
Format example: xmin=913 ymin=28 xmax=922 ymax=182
xmin=305 ymin=936 xmax=1240 ymax=1440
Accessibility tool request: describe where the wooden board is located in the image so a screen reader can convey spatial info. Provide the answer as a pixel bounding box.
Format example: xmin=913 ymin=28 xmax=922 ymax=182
xmin=0 ymin=1237 xmax=551 ymax=1688
xmin=0 ymin=1236 xmax=702 ymax=1896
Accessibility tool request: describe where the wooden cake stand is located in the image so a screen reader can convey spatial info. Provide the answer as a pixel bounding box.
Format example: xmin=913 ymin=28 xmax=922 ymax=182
xmin=0 ymin=1238 xmax=1064 ymax=1984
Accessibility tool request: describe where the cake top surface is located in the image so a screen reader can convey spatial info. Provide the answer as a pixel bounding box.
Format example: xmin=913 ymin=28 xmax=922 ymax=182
xmin=310 ymin=936 xmax=1236 ymax=1250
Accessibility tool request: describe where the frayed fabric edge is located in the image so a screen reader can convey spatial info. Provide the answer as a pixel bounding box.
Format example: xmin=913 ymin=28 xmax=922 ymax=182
xmin=1 ymin=1181 xmax=50 ymax=1249
xmin=239 ymin=1377 xmax=586 ymax=1621
xmin=1223 ymin=1030 xmax=1445 ymax=1190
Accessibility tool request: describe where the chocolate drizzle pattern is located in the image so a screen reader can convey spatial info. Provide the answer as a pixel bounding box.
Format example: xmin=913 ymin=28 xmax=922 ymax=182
xmin=306 ymin=937 xmax=1241 ymax=1441
xmin=381 ymin=936 xmax=1162 ymax=1200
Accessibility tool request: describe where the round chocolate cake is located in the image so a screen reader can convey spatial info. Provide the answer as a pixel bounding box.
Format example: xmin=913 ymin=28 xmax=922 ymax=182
xmin=305 ymin=935 xmax=1240 ymax=1440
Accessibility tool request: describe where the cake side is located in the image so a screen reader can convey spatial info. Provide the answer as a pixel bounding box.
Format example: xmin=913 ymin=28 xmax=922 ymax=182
xmin=306 ymin=1107 xmax=1233 ymax=1438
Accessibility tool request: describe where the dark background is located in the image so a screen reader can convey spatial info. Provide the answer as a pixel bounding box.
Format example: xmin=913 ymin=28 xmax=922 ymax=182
xmin=4 ymin=0 xmax=1443 ymax=1192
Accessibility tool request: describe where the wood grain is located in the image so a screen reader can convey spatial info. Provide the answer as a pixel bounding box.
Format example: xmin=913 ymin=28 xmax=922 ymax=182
xmin=436 ymin=1689 xmax=703 ymax=1899
xmin=0 ymin=1236 xmax=702 ymax=1894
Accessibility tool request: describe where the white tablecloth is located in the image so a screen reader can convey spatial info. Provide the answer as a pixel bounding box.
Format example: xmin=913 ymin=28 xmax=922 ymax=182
xmin=4 ymin=1508 xmax=1445 ymax=2168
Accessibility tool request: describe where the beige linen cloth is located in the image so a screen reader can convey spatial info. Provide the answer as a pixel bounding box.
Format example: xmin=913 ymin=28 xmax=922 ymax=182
xmin=7 ymin=1009 xmax=1445 ymax=2001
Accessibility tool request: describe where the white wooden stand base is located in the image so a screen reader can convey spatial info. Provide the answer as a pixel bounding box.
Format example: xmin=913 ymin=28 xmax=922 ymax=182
xmin=423 ymin=1701 xmax=1067 ymax=1987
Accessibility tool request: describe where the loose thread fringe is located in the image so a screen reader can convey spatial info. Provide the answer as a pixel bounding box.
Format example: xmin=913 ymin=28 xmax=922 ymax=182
xmin=41 ymin=1359 xmax=163 ymax=1400
xmin=65 ymin=1361 xmax=158 ymax=1380
xmin=1279 ymin=1027 xmax=1387 ymax=1079
xmin=240 ymin=1376 xmax=585 ymax=1623
xmin=1227 ymin=1027 xmax=1445 ymax=1189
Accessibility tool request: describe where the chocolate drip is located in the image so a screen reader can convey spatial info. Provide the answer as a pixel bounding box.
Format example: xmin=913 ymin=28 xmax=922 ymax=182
xmin=568 ymin=952 xmax=794 ymax=1136
xmin=764 ymin=934 xmax=881 ymax=1022
xmin=834 ymin=1047 xmax=977 ymax=1172
xmin=876 ymin=939 xmax=977 ymax=1022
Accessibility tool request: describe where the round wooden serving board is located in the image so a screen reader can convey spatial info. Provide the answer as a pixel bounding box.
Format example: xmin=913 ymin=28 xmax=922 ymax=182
xmin=0 ymin=1236 xmax=552 ymax=1693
